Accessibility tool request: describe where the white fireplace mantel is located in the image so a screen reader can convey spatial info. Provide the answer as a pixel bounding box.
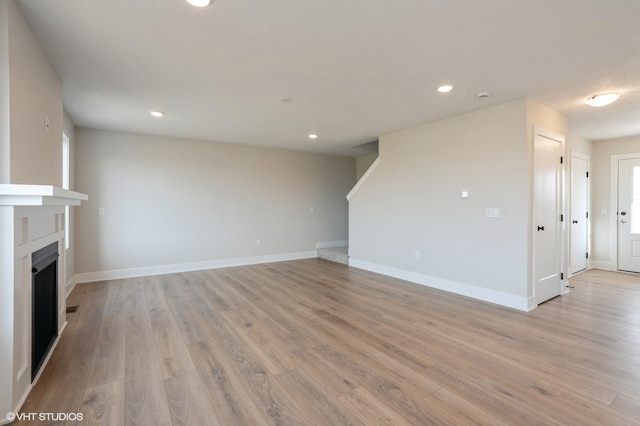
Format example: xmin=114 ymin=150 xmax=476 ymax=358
xmin=0 ymin=184 xmax=88 ymax=206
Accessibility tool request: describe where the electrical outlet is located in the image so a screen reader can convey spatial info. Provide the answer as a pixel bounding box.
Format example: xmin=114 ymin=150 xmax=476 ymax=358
xmin=98 ymin=207 xmax=105 ymax=216
xmin=256 ymin=238 xmax=262 ymax=246
xmin=414 ymin=250 xmax=421 ymax=259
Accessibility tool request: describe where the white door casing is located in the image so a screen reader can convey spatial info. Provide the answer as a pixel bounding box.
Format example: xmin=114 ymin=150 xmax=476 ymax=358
xmin=533 ymin=128 xmax=564 ymax=305
xmin=569 ymin=153 xmax=589 ymax=275
xmin=617 ymin=157 xmax=640 ymax=273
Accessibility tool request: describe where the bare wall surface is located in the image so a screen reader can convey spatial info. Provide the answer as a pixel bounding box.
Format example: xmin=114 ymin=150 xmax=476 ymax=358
xmin=350 ymin=100 xmax=529 ymax=300
xmin=8 ymin=0 xmax=62 ymax=185
xmin=349 ymin=99 xmax=568 ymax=310
xmin=75 ymin=128 xmax=355 ymax=275
xmin=0 ymin=1 xmax=9 ymax=183
xmin=356 ymin=153 xmax=378 ymax=181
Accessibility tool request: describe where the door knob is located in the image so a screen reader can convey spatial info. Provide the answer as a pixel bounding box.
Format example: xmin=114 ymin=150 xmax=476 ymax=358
xmin=622 ymin=219 xmax=628 ymax=223
xmin=537 ymin=226 xmax=545 ymax=231
xmin=621 ymin=211 xmax=627 ymax=216
xmin=572 ymin=220 xmax=578 ymax=224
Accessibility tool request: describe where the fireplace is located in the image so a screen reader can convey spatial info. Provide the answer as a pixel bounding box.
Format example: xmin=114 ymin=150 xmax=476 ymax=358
xmin=1 ymin=184 xmax=87 ymax=416
xmin=31 ymin=241 xmax=59 ymax=382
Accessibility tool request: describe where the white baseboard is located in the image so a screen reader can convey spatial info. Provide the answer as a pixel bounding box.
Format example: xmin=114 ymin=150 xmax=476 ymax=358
xmin=65 ymin=275 xmax=77 ymax=298
xmin=316 ymin=240 xmax=349 ymax=249
xmin=73 ymin=250 xmax=317 ymax=284
xmin=526 ymin=296 xmax=536 ymax=311
xmin=349 ymin=258 xmax=531 ymax=312
xmin=588 ymin=261 xmax=615 ymax=271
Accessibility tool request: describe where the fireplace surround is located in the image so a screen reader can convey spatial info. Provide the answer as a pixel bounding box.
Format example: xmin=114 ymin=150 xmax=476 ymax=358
xmin=0 ymin=184 xmax=87 ymax=423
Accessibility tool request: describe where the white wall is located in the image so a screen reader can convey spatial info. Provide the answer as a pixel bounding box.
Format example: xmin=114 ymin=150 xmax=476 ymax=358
xmin=356 ymin=153 xmax=378 ymax=181
xmin=591 ymin=135 xmax=640 ymax=269
xmin=74 ymin=128 xmax=355 ymax=279
xmin=7 ymin=0 xmax=62 ymax=185
xmin=0 ymin=1 xmax=9 ymax=183
xmin=567 ymin=132 xmax=593 ymax=157
xmin=349 ymin=99 xmax=567 ymax=310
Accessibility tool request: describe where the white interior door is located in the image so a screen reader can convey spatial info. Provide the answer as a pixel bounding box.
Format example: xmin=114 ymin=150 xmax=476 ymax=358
xmin=534 ymin=129 xmax=563 ymax=305
xmin=617 ymin=158 xmax=640 ymax=273
xmin=570 ymin=154 xmax=589 ymax=275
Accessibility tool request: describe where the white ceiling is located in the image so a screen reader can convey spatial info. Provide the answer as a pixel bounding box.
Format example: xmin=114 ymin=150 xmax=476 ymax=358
xmin=15 ymin=0 xmax=640 ymax=157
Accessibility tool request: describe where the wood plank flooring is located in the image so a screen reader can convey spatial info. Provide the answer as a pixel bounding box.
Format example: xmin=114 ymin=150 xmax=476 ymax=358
xmin=14 ymin=261 xmax=640 ymax=425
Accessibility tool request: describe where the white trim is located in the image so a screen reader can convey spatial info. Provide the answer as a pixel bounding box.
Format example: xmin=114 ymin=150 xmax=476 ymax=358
xmin=74 ymin=250 xmax=317 ymax=283
xmin=609 ymin=153 xmax=640 ymax=272
xmin=349 ymin=258 xmax=531 ymax=312
xmin=315 ymin=240 xmax=348 ymax=249
xmin=532 ymin=126 xmax=565 ymax=306
xmin=588 ymin=261 xmax=615 ymax=271
xmin=0 ymin=184 xmax=87 ymax=206
xmin=65 ymin=275 xmax=77 ymax=298
xmin=346 ymin=156 xmax=380 ymax=200
xmin=568 ymin=151 xmax=590 ymax=276
xmin=568 ymin=267 xmax=594 ymax=278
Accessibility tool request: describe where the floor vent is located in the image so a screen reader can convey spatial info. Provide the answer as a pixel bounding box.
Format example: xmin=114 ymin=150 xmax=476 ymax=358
xmin=66 ymin=305 xmax=79 ymax=313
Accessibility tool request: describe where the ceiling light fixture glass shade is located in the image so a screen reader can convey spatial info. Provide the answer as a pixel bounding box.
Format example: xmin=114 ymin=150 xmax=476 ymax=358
xmin=186 ymin=0 xmax=211 ymax=7
xmin=437 ymin=85 xmax=453 ymax=93
xmin=585 ymin=93 xmax=621 ymax=107
xmin=150 ymin=111 xmax=165 ymax=117
xmin=308 ymin=134 xmax=318 ymax=139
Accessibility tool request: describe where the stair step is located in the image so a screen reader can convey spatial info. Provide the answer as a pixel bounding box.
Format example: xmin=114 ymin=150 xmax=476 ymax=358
xmin=317 ymin=246 xmax=349 ymax=265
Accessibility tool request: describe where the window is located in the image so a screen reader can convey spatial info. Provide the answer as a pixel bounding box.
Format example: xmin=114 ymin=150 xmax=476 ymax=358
xmin=62 ymin=132 xmax=70 ymax=250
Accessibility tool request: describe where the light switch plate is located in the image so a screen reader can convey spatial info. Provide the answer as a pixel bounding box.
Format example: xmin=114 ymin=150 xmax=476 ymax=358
xmin=486 ymin=207 xmax=500 ymax=218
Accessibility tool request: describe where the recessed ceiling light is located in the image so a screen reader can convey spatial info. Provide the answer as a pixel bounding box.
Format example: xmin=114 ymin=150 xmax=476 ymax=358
xmin=279 ymin=97 xmax=293 ymax=103
xmin=186 ymin=0 xmax=211 ymax=7
xmin=437 ymin=85 xmax=453 ymax=93
xmin=150 ymin=111 xmax=165 ymax=117
xmin=308 ymin=134 xmax=318 ymax=140
xmin=585 ymin=93 xmax=621 ymax=107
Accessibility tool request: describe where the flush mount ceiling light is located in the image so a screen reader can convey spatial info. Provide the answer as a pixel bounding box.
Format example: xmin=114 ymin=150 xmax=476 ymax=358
xmin=585 ymin=93 xmax=621 ymax=107
xmin=437 ymin=85 xmax=453 ymax=93
xmin=186 ymin=0 xmax=211 ymax=7
xmin=308 ymin=133 xmax=318 ymax=140
xmin=150 ymin=111 xmax=165 ymax=117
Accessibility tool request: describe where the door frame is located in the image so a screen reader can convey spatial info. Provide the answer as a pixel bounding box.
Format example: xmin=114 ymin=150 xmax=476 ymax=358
xmin=532 ymin=126 xmax=566 ymax=306
xmin=609 ymin=153 xmax=640 ymax=271
xmin=569 ymin=151 xmax=590 ymax=276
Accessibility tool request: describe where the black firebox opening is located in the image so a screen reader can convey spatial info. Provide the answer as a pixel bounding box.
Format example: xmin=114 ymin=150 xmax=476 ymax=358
xmin=31 ymin=241 xmax=59 ymax=382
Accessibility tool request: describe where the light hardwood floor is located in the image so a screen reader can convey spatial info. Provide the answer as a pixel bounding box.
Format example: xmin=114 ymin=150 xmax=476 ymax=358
xmin=14 ymin=260 xmax=640 ymax=425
